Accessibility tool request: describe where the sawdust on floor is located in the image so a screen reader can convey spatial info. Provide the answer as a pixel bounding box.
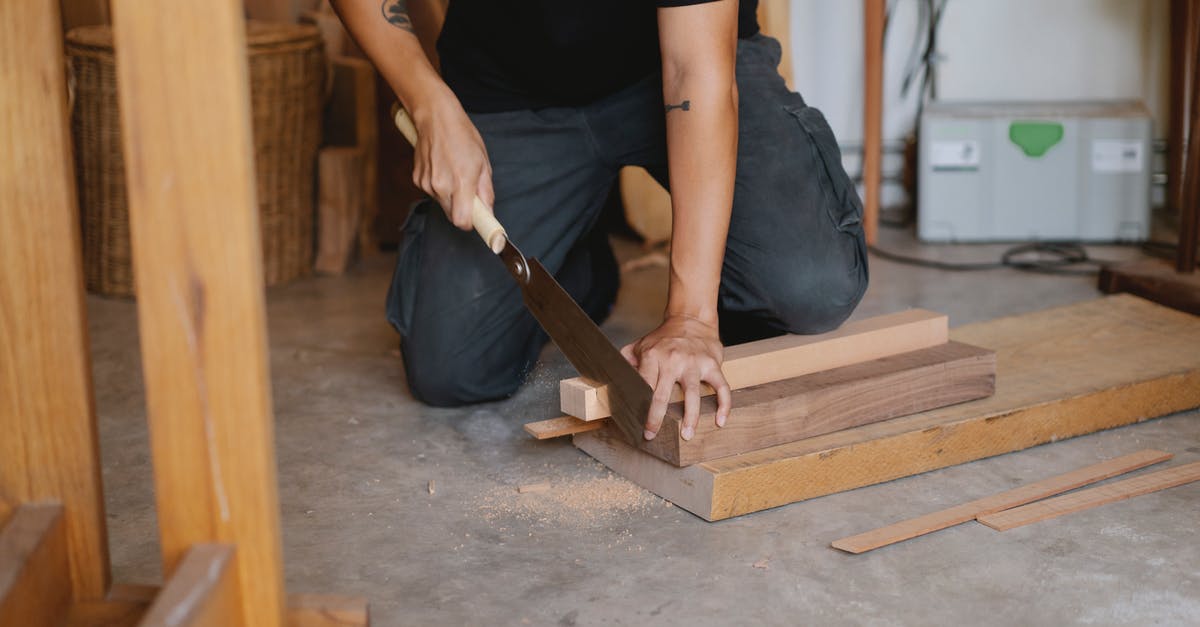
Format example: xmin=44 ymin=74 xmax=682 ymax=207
xmin=476 ymin=468 xmax=659 ymax=528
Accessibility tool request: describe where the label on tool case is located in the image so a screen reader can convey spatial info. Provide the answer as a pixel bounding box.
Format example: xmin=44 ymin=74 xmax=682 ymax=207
xmin=930 ymin=140 xmax=981 ymax=171
xmin=1091 ymin=140 xmax=1144 ymax=173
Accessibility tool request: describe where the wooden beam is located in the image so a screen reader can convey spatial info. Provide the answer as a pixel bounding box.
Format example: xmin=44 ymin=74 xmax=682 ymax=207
xmin=862 ymin=0 xmax=885 ymax=245
xmin=1098 ymin=257 xmax=1200 ymax=315
xmin=314 ymin=147 xmax=366 ymax=275
xmin=0 ymin=0 xmax=111 ymax=600
xmin=65 ymin=590 xmax=368 ymax=627
xmin=561 ymin=309 xmax=948 ymax=421
xmin=1179 ymin=0 xmax=1200 ymax=273
xmin=977 ymin=461 xmax=1200 ymax=531
xmin=631 ymin=341 xmax=995 ymax=467
xmin=140 ymin=544 xmax=240 ymax=627
xmin=524 ymin=416 xmax=605 ymax=440
xmin=831 ymin=449 xmax=1173 ymax=554
xmin=110 ymin=1 xmax=285 ymax=625
xmin=0 ymin=504 xmax=70 ymax=626
xmin=575 ymin=295 xmax=1200 ymax=521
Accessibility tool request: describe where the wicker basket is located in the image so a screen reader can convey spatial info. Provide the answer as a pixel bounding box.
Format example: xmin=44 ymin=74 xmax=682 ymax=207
xmin=67 ymin=21 xmax=325 ymax=296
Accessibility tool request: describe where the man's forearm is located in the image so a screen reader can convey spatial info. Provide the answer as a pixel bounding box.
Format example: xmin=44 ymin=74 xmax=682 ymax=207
xmin=661 ymin=70 xmax=737 ymax=326
xmin=329 ymin=0 xmax=456 ymax=121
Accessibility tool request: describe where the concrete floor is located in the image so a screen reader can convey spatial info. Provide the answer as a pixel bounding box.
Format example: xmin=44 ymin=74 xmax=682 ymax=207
xmin=88 ymin=228 xmax=1200 ymax=626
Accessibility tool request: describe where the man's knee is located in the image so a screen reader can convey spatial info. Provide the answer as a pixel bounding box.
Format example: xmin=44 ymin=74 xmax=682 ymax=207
xmin=770 ymin=260 xmax=867 ymax=336
xmin=402 ymin=345 xmax=525 ymax=407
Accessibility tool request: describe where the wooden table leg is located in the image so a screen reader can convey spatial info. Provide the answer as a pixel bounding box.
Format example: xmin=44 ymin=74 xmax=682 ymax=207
xmin=0 ymin=0 xmax=111 ymax=601
xmin=110 ymin=1 xmax=286 ymax=624
xmin=863 ymin=0 xmax=885 ymax=246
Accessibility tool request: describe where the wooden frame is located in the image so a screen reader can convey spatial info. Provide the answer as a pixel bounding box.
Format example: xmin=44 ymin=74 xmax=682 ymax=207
xmin=575 ymin=296 xmax=1200 ymax=521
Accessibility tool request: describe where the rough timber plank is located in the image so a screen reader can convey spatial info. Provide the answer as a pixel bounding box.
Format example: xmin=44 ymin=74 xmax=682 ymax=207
xmin=0 ymin=504 xmax=70 ymax=626
xmin=140 ymin=544 xmax=239 ymax=627
xmin=575 ymin=295 xmax=1200 ymax=521
xmin=524 ymin=416 xmax=605 ymax=440
xmin=1 ymin=0 xmax=111 ymax=600
xmin=631 ymin=341 xmax=995 ymax=467
xmin=977 ymin=461 xmax=1200 ymax=531
xmin=831 ymin=449 xmax=1174 ymax=553
xmin=561 ymin=309 xmax=947 ymax=420
xmin=110 ymin=1 xmax=286 ymax=624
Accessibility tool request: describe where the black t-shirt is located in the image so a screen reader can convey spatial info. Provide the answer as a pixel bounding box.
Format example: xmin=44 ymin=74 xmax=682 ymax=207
xmin=438 ymin=1 xmax=760 ymax=113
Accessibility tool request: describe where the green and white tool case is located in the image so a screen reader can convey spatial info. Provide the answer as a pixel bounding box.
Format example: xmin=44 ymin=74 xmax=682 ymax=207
xmin=917 ymin=101 xmax=1152 ymax=242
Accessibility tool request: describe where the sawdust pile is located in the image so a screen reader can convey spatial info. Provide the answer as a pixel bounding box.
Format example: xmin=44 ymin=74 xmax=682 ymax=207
xmin=477 ymin=472 xmax=658 ymax=527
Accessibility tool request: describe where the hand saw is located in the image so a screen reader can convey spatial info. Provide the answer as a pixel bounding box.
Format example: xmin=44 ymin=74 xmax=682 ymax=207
xmin=392 ymin=106 xmax=652 ymax=444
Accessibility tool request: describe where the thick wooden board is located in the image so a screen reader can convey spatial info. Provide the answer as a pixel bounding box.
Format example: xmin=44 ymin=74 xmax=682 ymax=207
xmin=110 ymin=1 xmax=286 ymax=625
xmin=978 ymin=461 xmax=1200 ymax=531
xmin=0 ymin=0 xmax=111 ymax=600
xmin=561 ymin=309 xmax=948 ymax=420
xmin=631 ymin=341 xmax=995 ymax=467
xmin=524 ymin=416 xmax=605 ymax=440
xmin=0 ymin=504 xmax=70 ymax=626
xmin=140 ymin=544 xmax=240 ymax=627
xmin=831 ymin=449 xmax=1173 ymax=553
xmin=575 ymin=296 xmax=1200 ymax=521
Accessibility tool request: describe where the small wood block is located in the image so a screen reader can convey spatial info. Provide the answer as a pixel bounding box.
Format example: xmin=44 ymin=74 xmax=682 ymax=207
xmin=1099 ymin=258 xmax=1200 ymax=316
xmin=630 ymin=341 xmax=995 ymax=467
xmin=561 ymin=309 xmax=948 ymax=420
xmin=0 ymin=503 xmax=70 ymax=626
xmin=831 ymin=449 xmax=1173 ymax=553
xmin=524 ymin=416 xmax=605 ymax=440
xmin=140 ymin=544 xmax=239 ymax=627
xmin=574 ymin=296 xmax=1200 ymax=521
xmin=977 ymin=461 xmax=1200 ymax=531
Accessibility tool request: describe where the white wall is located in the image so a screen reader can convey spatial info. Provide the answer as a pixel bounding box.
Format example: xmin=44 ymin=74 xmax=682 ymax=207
xmin=787 ymin=0 xmax=1170 ymax=147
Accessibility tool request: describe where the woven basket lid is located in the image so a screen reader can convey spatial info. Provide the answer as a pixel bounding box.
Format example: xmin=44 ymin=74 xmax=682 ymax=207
xmin=65 ymin=21 xmax=320 ymax=53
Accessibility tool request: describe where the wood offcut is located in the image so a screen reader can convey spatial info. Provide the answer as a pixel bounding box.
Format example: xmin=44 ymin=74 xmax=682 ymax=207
xmin=977 ymin=461 xmax=1200 ymax=531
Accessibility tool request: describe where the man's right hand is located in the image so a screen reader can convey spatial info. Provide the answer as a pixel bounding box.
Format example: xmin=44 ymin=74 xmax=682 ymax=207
xmin=409 ymin=104 xmax=495 ymax=231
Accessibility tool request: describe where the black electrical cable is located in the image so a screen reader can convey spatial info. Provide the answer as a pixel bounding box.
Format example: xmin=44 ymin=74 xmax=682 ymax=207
xmin=868 ymin=240 xmax=1176 ymax=276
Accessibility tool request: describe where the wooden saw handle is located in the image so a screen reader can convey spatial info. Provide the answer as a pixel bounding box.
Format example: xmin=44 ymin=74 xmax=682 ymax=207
xmin=392 ymin=106 xmax=506 ymax=254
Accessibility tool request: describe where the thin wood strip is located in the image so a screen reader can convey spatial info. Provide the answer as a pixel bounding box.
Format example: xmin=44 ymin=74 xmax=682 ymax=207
xmin=831 ymin=449 xmax=1173 ymax=553
xmin=524 ymin=416 xmax=604 ymax=440
xmin=0 ymin=503 xmax=70 ymax=626
xmin=977 ymin=461 xmax=1200 ymax=531
xmin=561 ymin=309 xmax=948 ymax=420
xmin=0 ymin=0 xmax=111 ymax=599
xmin=139 ymin=544 xmax=240 ymax=627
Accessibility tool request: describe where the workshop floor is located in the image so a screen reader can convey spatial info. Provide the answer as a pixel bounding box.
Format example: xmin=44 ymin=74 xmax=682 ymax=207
xmin=89 ymin=227 xmax=1200 ymax=626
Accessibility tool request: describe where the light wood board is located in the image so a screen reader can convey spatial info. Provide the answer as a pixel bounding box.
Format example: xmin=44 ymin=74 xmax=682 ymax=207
xmin=831 ymin=449 xmax=1173 ymax=553
xmin=631 ymin=341 xmax=995 ymax=467
xmin=140 ymin=544 xmax=239 ymax=627
xmin=524 ymin=416 xmax=604 ymax=440
xmin=977 ymin=461 xmax=1200 ymax=531
xmin=561 ymin=309 xmax=948 ymax=420
xmin=1 ymin=0 xmax=111 ymax=600
xmin=575 ymin=296 xmax=1200 ymax=521
xmin=111 ymin=1 xmax=286 ymax=624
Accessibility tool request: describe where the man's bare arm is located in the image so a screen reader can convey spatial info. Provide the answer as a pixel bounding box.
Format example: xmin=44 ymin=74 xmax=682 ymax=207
xmin=330 ymin=0 xmax=494 ymax=228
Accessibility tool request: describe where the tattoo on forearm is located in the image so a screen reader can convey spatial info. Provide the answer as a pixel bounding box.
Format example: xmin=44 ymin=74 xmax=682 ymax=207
xmin=664 ymin=100 xmax=691 ymax=114
xmin=381 ymin=0 xmax=413 ymax=31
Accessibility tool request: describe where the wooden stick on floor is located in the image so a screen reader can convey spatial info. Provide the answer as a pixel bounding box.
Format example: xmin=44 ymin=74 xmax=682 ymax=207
xmin=0 ymin=0 xmax=111 ymax=601
xmin=110 ymin=1 xmax=286 ymax=624
xmin=524 ymin=416 xmax=605 ymax=440
xmin=831 ymin=449 xmax=1173 ymax=554
xmin=977 ymin=460 xmax=1200 ymax=531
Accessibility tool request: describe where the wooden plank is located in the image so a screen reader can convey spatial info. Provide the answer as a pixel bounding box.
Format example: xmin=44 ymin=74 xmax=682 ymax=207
xmin=575 ymin=296 xmax=1200 ymax=521
xmin=977 ymin=461 xmax=1200 ymax=531
xmin=60 ymin=0 xmax=110 ymax=31
xmin=0 ymin=0 xmax=111 ymax=600
xmin=0 ymin=504 xmax=70 ymax=626
xmin=524 ymin=416 xmax=605 ymax=440
xmin=139 ymin=544 xmax=240 ymax=627
xmin=631 ymin=341 xmax=995 ymax=467
xmin=110 ymin=1 xmax=286 ymax=625
xmin=66 ymin=591 xmax=368 ymax=627
xmin=561 ymin=309 xmax=948 ymax=420
xmin=314 ymin=147 xmax=365 ymax=275
xmin=831 ymin=449 xmax=1174 ymax=554
xmin=1098 ymin=258 xmax=1200 ymax=316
